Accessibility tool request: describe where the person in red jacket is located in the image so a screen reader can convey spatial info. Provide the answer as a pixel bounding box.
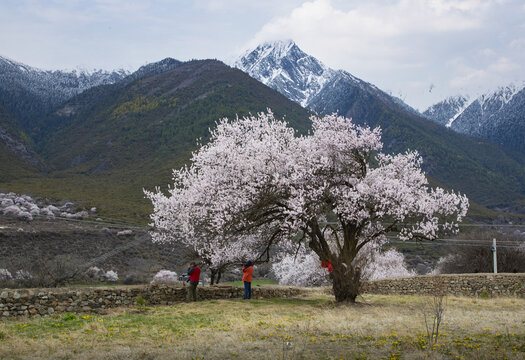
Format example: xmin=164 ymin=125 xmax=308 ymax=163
xmin=321 ymin=260 xmax=333 ymax=272
xmin=242 ymin=260 xmax=254 ymax=299
xmin=186 ymin=262 xmax=200 ymax=301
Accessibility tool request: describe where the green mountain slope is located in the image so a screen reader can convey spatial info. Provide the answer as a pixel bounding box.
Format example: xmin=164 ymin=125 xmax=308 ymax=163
xmin=0 ymin=100 xmax=43 ymax=181
xmin=39 ymin=60 xmax=311 ymax=174
xmin=1 ymin=57 xmax=523 ymax=221
xmin=343 ymin=96 xmax=525 ymax=207
xmin=0 ymin=60 xmax=311 ymax=220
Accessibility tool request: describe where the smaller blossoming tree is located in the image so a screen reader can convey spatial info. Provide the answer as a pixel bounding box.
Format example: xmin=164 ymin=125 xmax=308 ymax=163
xmin=272 ymin=241 xmax=415 ymax=287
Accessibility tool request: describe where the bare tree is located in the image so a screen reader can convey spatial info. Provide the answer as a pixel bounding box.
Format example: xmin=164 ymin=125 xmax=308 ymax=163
xmin=421 ymin=279 xmax=446 ymax=348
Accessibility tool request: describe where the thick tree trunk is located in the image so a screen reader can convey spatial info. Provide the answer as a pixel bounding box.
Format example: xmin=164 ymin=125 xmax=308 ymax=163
xmin=210 ymin=269 xmax=223 ymax=285
xmin=330 ymin=263 xmax=360 ymax=303
xmin=306 ymin=219 xmax=361 ymax=302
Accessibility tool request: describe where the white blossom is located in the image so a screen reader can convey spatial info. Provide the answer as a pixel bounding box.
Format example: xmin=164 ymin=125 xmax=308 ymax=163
xmin=14 ymin=270 xmax=32 ymax=281
xmin=104 ymin=270 xmax=118 ymax=282
xmin=146 ymin=111 xmax=468 ymax=301
xmin=150 ymin=270 xmax=178 ymax=285
xmin=0 ymin=268 xmax=13 ymax=281
xmin=86 ymin=266 xmax=105 ymax=279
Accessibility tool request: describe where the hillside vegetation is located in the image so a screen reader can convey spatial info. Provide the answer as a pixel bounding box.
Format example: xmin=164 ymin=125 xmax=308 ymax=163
xmin=0 ymin=60 xmax=311 ymax=220
xmin=1 ymin=58 xmax=524 ymax=221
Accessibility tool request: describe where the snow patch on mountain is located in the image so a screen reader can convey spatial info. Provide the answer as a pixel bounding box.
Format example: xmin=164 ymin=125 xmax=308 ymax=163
xmin=477 ymin=82 xmax=525 ymax=111
xmin=446 ymin=96 xmax=473 ymax=128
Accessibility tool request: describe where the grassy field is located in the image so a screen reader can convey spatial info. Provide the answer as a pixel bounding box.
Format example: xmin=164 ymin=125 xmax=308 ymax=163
xmin=0 ymin=291 xmax=523 ymax=359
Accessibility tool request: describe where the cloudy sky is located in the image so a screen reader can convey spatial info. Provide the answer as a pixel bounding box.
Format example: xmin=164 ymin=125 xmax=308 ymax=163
xmin=1 ymin=0 xmax=524 ymax=110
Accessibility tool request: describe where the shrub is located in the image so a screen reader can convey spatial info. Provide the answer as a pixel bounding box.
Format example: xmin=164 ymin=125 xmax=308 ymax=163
xmin=123 ymin=273 xmax=144 ymax=285
xmin=479 ymin=290 xmax=490 ymax=299
xmin=135 ymin=295 xmax=147 ymax=306
xmin=62 ymin=313 xmax=77 ymax=321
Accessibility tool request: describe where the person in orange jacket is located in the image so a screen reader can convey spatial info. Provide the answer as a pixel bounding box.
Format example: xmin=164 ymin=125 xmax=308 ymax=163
xmin=242 ymin=260 xmax=254 ymax=299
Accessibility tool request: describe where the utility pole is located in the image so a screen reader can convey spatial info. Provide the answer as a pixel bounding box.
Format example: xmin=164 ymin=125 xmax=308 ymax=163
xmin=491 ymin=238 xmax=497 ymax=274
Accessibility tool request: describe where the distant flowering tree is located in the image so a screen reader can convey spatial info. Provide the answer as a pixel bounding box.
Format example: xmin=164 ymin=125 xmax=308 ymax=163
xmin=355 ymin=243 xmax=416 ymax=280
xmin=104 ymin=270 xmax=118 ymax=282
xmin=14 ymin=270 xmax=33 ymax=281
xmin=272 ymin=245 xmax=330 ymax=287
xmin=85 ymin=266 xmax=105 ymax=280
xmin=150 ymin=270 xmax=178 ymax=285
xmin=272 ymin=240 xmax=415 ymax=287
xmin=0 ymin=268 xmax=12 ymax=282
xmin=146 ymin=111 xmax=468 ymax=302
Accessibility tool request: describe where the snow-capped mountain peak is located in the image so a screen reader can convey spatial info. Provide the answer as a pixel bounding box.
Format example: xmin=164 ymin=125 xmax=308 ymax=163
xmin=422 ymin=95 xmax=471 ymax=127
xmin=235 ymin=40 xmax=335 ymax=107
xmin=235 ymin=39 xmax=419 ymax=120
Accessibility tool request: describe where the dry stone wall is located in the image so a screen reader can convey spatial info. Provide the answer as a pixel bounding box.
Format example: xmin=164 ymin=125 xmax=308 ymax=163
xmin=1 ymin=274 xmax=523 ymax=319
xmin=0 ymin=284 xmax=303 ymax=318
xmin=361 ymin=273 xmax=525 ymax=297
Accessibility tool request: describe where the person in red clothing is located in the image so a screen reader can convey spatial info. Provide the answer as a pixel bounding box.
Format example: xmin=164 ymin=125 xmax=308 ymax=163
xmin=186 ymin=262 xmax=201 ymax=301
xmin=321 ymin=260 xmax=333 ymax=272
xmin=242 ymin=260 xmax=254 ymax=299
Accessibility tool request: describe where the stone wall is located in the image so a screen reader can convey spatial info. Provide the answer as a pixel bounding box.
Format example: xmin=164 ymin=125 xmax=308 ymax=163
xmin=2 ymin=274 xmax=523 ymax=319
xmin=0 ymin=284 xmax=304 ymax=318
xmin=361 ymin=273 xmax=525 ymax=297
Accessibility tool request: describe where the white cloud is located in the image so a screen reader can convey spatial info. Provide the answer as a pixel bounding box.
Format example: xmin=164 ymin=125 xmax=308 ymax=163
xmin=246 ymin=0 xmax=525 ymax=110
xmin=0 ymin=0 xmax=523 ymax=110
xmin=450 ymin=57 xmax=519 ymax=88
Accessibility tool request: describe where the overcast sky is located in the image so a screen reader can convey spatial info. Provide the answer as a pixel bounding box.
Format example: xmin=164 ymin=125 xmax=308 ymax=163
xmin=1 ymin=0 xmax=524 ymax=110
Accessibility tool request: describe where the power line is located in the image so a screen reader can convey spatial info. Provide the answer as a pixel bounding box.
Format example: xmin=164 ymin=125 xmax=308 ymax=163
xmin=319 ymin=221 xmax=525 ymax=227
xmin=385 ymin=239 xmax=523 ymax=249
xmin=386 ymin=237 xmax=525 ymax=244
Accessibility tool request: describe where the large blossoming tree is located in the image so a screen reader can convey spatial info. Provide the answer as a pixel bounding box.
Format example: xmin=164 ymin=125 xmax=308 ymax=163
xmin=146 ymin=111 xmax=468 ymax=302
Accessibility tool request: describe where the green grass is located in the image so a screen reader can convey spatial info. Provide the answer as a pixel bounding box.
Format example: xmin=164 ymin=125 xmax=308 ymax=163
xmin=1 ymin=291 xmax=523 ymax=359
xmin=227 ymin=279 xmax=277 ymax=286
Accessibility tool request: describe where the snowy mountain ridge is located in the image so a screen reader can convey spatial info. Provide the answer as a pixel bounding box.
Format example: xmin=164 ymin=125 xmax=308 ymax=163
xmin=476 ymin=82 xmax=525 ymax=110
xmin=423 ymin=82 xmax=525 ymax=154
xmin=423 ymin=95 xmax=472 ymax=127
xmin=234 ymin=40 xmax=415 ymax=116
xmin=0 ymin=55 xmax=130 ymax=128
xmin=0 ymin=54 xmax=130 ymax=89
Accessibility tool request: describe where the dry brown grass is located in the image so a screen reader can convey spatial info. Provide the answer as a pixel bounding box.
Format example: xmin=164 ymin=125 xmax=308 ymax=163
xmin=0 ymin=291 xmax=524 ymax=359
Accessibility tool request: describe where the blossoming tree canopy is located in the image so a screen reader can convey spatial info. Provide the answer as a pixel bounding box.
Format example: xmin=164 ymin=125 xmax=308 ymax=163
xmin=146 ymin=111 xmax=469 ymax=302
